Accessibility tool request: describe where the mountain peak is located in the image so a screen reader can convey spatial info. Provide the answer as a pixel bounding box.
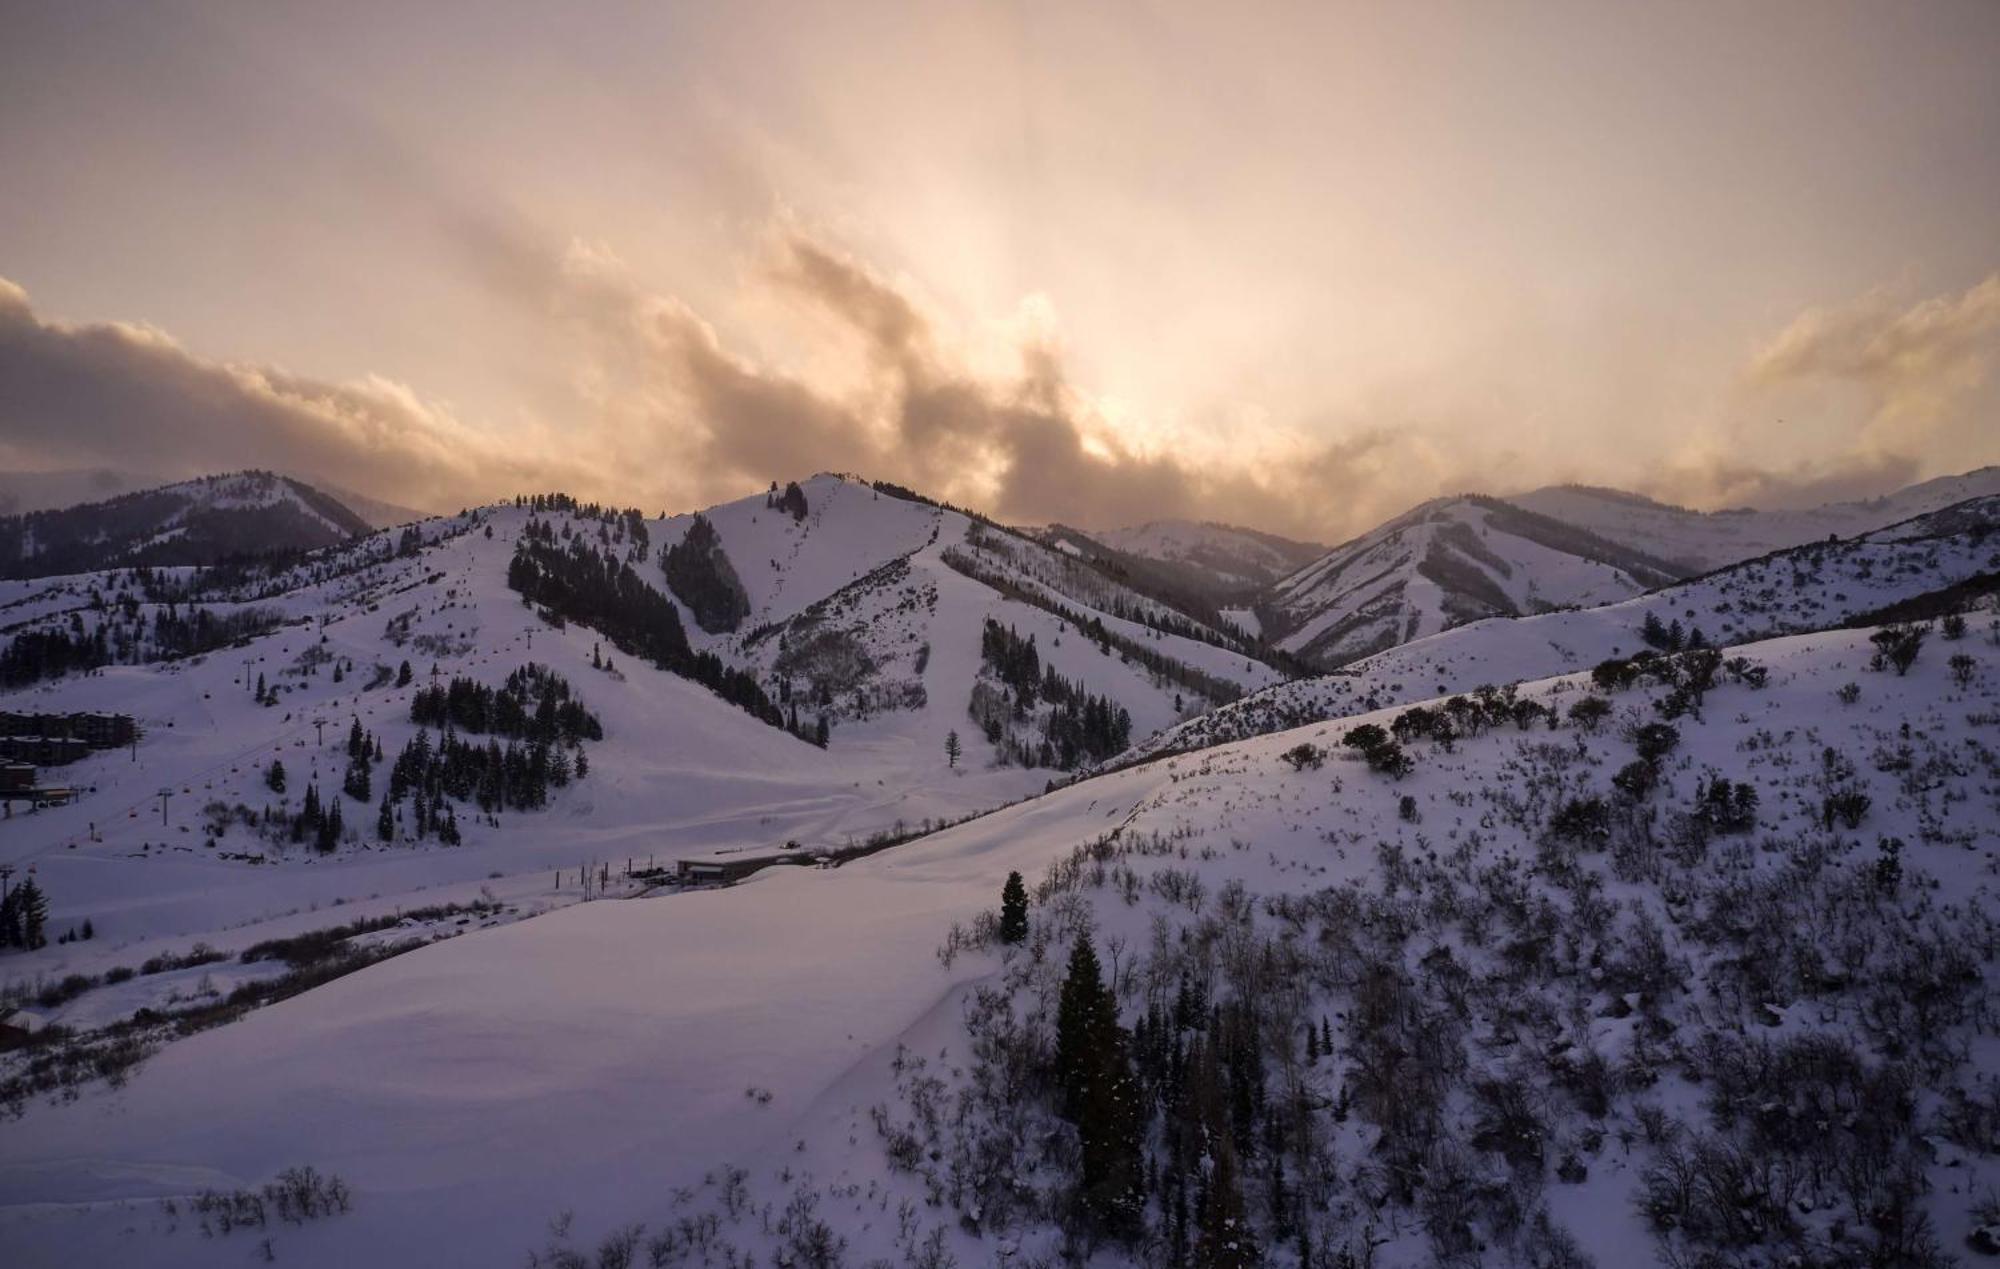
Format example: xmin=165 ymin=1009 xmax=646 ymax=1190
xmin=0 ymin=469 xmax=371 ymax=579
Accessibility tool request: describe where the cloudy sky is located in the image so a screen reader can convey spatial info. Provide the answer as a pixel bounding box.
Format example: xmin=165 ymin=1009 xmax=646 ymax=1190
xmin=2 ymin=0 xmax=1997 ymax=540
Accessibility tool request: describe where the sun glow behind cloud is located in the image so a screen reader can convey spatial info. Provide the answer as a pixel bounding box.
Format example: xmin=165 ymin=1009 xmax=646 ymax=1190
xmin=0 ymin=1 xmax=1995 ymax=535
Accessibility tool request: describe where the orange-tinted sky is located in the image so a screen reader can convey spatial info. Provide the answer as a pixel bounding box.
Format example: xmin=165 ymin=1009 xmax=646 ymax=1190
xmin=2 ymin=0 xmax=1997 ymax=539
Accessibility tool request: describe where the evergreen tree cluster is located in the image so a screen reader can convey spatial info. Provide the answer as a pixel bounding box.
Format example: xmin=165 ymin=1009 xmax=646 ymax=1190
xmin=660 ymin=514 xmax=751 ymax=634
xmin=506 ymin=526 xmax=810 ymax=741
xmin=974 ymin=620 xmax=1134 ymax=769
xmin=944 ymin=549 xmax=1247 ymax=706
xmin=511 ymin=496 xmax=651 ymax=557
xmin=1130 ymin=980 xmax=1279 ymax=1268
xmin=384 ymin=727 xmax=576 ymax=842
xmin=410 ymin=664 xmax=603 ymax=746
xmin=1639 ymin=609 xmax=1709 ymax=652
xmin=0 ymin=627 xmax=110 ymax=688
xmin=287 ymin=781 xmax=349 ymax=854
xmin=0 ymin=602 xmax=282 ymax=688
xmin=950 ymin=523 xmax=1258 ymax=658
xmin=767 ymin=480 xmax=810 ymax=522
xmin=341 ymin=716 xmax=384 ymax=804
xmin=0 ymin=877 xmax=50 ymax=950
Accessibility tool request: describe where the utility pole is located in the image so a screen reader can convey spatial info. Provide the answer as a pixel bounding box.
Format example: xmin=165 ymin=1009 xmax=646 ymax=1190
xmin=157 ymin=786 xmax=172 ymax=826
xmin=0 ymin=864 xmax=13 ymax=906
xmin=313 ymin=717 xmax=326 ymax=747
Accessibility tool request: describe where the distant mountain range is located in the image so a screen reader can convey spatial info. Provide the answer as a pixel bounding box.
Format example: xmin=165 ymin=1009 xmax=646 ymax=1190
xmin=0 ymin=467 xmax=425 ymax=529
xmin=1078 ymin=466 xmax=2000 ymax=668
xmin=0 ymin=470 xmax=373 ymax=579
xmin=1507 ymin=467 xmax=2000 ymax=572
xmin=8 ymin=463 xmax=1997 ymax=669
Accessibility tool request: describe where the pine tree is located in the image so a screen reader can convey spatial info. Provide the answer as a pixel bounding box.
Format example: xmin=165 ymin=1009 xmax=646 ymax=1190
xmin=814 ymin=715 xmax=829 ymax=748
xmin=377 ymin=792 xmax=395 ymax=843
xmin=344 ymin=755 xmax=372 ymax=802
xmin=0 ymin=888 xmax=20 ymax=948
xmin=316 ymin=798 xmax=343 ymax=854
xmin=998 ymin=870 xmax=1029 ymax=945
xmin=944 ymin=729 xmax=962 ymax=769
xmin=397 ymin=660 xmax=413 ymax=688
xmin=266 ymin=759 xmax=286 ymax=794
xmin=1055 ymin=934 xmax=1145 ymax=1232
xmin=1079 ymin=994 xmax=1145 ymax=1232
xmin=1196 ymin=1134 xmax=1254 ymax=1269
xmin=1056 ymin=936 xmax=1107 ymax=1118
xmin=18 ymin=878 xmax=50 ymax=950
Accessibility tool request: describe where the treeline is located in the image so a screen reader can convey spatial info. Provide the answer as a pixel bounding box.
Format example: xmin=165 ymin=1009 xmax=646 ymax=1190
xmin=660 ymin=514 xmax=749 ymax=633
xmin=0 ymin=628 xmax=109 ymax=688
xmin=410 ymin=663 xmax=602 ymax=746
xmin=951 ymin=526 xmax=1252 ymax=656
xmin=390 ymin=663 xmax=605 ymax=842
xmin=943 ymin=549 xmax=1248 ymax=709
xmin=0 ymin=604 xmax=285 ymax=688
xmin=506 ymin=525 xmax=814 ymax=743
xmin=386 ymin=729 xmax=575 ymax=841
xmin=973 ymin=619 xmax=1134 ymax=769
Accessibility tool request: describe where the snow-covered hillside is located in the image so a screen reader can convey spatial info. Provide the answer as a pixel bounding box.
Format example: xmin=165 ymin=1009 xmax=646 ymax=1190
xmin=1084 ymin=519 xmax=1326 ymax=589
xmin=649 ymin=476 xmax=1282 ymax=745
xmin=0 ymin=471 xmax=372 ymax=580
xmin=1509 ymin=466 xmax=2000 ymax=573
xmin=1129 ymin=492 xmax=2000 ymax=762
xmin=1262 ymin=495 xmax=1688 ymax=669
xmin=0 ymin=474 xmax=1290 ymax=948
xmin=2 ymin=618 xmax=1993 ymax=1268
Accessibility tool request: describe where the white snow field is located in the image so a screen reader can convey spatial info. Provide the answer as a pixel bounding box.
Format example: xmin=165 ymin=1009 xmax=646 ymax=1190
xmin=0 ymin=472 xmax=1996 ymax=1267
xmin=1 ymin=618 xmax=1995 ymax=1267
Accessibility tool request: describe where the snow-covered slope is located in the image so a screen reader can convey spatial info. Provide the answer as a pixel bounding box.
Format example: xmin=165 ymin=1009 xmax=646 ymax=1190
xmin=649 ymin=475 xmax=1283 ymax=743
xmin=1131 ymin=492 xmax=2000 ymax=761
xmin=0 ymin=474 xmax=1287 ymax=947
xmin=0 ymin=471 xmax=371 ymax=579
xmin=1509 ymin=466 xmax=2000 ymax=572
xmin=1262 ymin=495 xmax=1688 ymax=668
xmin=2 ymin=619 xmax=1993 ymax=1268
xmin=1083 ymin=518 xmax=1326 ymax=589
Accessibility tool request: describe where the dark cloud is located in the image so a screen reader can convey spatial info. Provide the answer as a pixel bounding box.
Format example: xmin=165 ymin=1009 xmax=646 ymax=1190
xmin=24 ymin=235 xmax=1983 ymax=543
xmin=0 ymin=277 xmax=593 ymax=512
xmin=0 ymin=240 xmax=1492 ymax=542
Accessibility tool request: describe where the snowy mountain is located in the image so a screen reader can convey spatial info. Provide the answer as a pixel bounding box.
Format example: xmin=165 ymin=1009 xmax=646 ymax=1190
xmin=640 ymin=477 xmax=1283 ymax=761
xmin=1508 ymin=466 xmax=2000 ymax=572
xmin=0 ymin=468 xmax=1995 ymax=1269
xmin=1128 ymin=490 xmax=2000 ymax=763
xmin=1075 ymin=519 xmax=1326 ymax=589
xmin=2 ymin=614 xmax=1993 ymax=1267
xmin=1260 ymin=494 xmax=1689 ymax=668
xmin=0 ymin=470 xmax=372 ymax=579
